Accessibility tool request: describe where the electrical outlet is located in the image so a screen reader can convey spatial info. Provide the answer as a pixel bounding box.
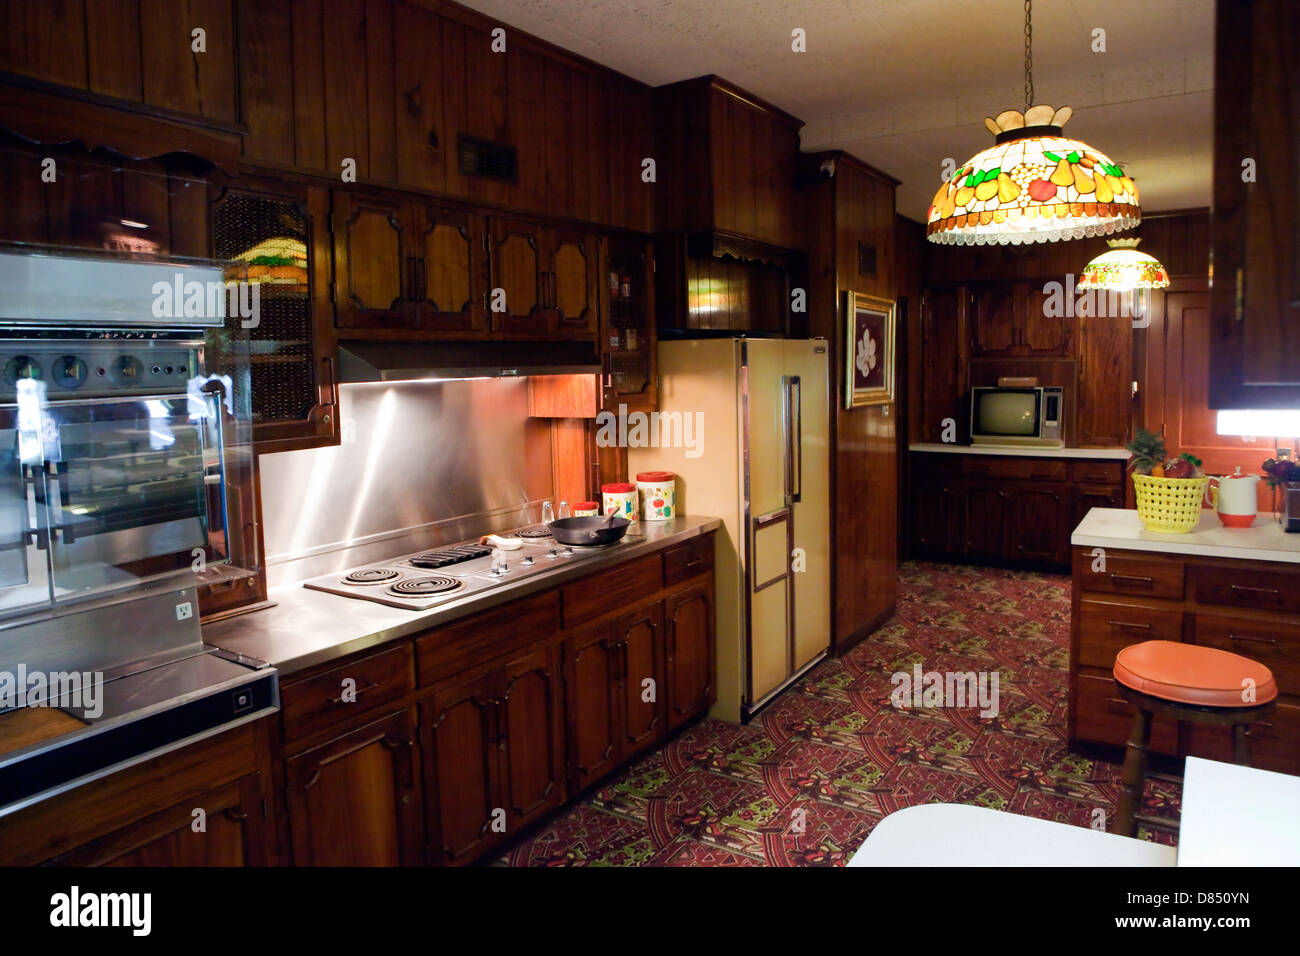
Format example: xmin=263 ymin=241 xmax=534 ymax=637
xmin=175 ymin=601 xmax=194 ymax=621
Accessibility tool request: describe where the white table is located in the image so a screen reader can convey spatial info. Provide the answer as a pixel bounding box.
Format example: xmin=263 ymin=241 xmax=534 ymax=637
xmin=846 ymin=803 xmax=1176 ymax=867
xmin=1177 ymin=757 xmax=1300 ymax=866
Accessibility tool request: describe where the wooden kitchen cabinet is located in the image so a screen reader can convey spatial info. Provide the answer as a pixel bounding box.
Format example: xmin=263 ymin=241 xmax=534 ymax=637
xmin=331 ymin=190 xmax=413 ymax=329
xmin=665 ymin=580 xmax=716 ymax=731
xmin=411 ymin=203 xmax=488 ymax=332
xmin=420 ymin=638 xmax=564 ymax=864
xmin=1076 ymin=313 xmax=1133 ymax=446
xmin=910 ymin=451 xmax=1124 ymax=570
xmin=969 ymin=282 xmax=1071 ymax=358
xmin=210 ymin=172 xmax=340 ymax=453
xmin=602 ymin=235 xmax=658 ymax=412
xmin=563 ymin=603 xmax=667 ymax=793
xmin=918 ymin=287 xmax=968 ymax=442
xmin=550 ymin=228 xmax=600 ymax=334
xmin=283 ymin=709 xmax=424 ymax=866
xmin=488 ymin=217 xmax=549 ymax=334
xmin=1209 ymin=0 xmax=1300 ymax=408
xmin=48 ymin=774 xmax=271 ymax=867
xmin=1071 ymin=546 xmax=1300 ymax=775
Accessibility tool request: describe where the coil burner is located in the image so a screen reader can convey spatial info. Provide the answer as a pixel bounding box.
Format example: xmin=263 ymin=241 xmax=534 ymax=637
xmin=342 ymin=568 xmax=401 ymax=585
xmin=513 ymin=525 xmax=552 ymax=539
xmin=388 ymin=576 xmax=463 ymax=598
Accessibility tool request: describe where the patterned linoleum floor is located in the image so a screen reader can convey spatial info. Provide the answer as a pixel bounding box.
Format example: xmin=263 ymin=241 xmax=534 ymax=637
xmin=496 ymin=561 xmax=1182 ymax=866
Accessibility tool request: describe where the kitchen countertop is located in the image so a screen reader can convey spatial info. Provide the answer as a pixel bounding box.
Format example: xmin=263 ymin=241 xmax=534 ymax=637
xmin=910 ymin=442 xmax=1131 ymax=460
xmin=203 ymin=515 xmax=722 ymax=676
xmin=1071 ymin=507 xmax=1300 ymax=563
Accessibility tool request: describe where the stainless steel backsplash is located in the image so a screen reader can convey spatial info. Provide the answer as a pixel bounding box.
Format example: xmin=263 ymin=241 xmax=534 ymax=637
xmin=259 ymin=379 xmax=554 ymax=587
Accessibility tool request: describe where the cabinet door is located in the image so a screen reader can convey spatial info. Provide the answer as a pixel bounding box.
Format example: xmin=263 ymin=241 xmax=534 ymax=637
xmin=919 ymin=287 xmax=967 ymax=442
xmin=969 ymin=284 xmax=1019 ymax=356
xmin=911 ymin=461 xmax=962 ymax=557
xmin=48 ymin=774 xmax=271 ymax=866
xmin=421 ymin=669 xmax=500 ymax=866
xmin=1024 ymin=284 xmax=1071 ymax=356
xmin=1077 ymin=314 xmax=1133 ymax=446
xmin=413 ymin=204 xmax=486 ymax=332
xmin=603 ymin=236 xmax=658 ymax=412
xmin=1003 ymin=481 xmax=1067 ymax=566
xmin=665 ymin=581 xmax=716 ymax=731
xmin=496 ymin=642 xmax=566 ymax=834
xmin=1209 ymin=0 xmax=1300 ymax=407
xmin=283 ymin=710 xmax=424 ymax=866
xmin=332 ymin=192 xmax=413 ymax=329
xmin=563 ymin=622 xmax=622 ymax=793
xmin=549 ymin=228 xmax=599 ymax=334
xmin=488 ymin=218 xmax=548 ymax=334
xmin=615 ymin=603 xmax=666 ymax=757
xmin=211 ymin=174 xmax=339 ymax=453
xmin=962 ymin=482 xmax=1008 ymax=559
xmin=1071 ymin=484 xmax=1124 ymax=531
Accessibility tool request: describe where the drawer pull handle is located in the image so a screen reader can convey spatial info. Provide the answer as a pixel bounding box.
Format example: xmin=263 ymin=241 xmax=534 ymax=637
xmin=1228 ymin=585 xmax=1280 ymax=595
xmin=1108 ymin=620 xmax=1151 ymax=630
xmin=1105 ymin=697 xmax=1130 ymax=710
xmin=1228 ymin=634 xmax=1277 ymax=645
xmin=1109 ymin=574 xmax=1154 ymax=585
xmin=328 ymin=679 xmax=379 ymax=704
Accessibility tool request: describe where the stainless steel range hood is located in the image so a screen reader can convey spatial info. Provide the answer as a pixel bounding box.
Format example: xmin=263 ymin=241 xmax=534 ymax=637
xmin=337 ymin=340 xmax=601 ymax=383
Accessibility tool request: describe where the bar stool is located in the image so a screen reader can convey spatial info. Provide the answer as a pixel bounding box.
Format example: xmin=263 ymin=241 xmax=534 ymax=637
xmin=1113 ymin=640 xmax=1277 ymax=838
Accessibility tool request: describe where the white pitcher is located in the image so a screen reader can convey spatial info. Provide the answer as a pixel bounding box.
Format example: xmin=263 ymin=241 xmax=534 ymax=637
xmin=1206 ymin=467 xmax=1259 ymax=527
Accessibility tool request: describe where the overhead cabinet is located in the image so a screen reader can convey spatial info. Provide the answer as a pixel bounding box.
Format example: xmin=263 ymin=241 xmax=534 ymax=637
xmin=1209 ymin=0 xmax=1300 ymax=407
xmin=968 ymin=282 xmax=1072 ymax=358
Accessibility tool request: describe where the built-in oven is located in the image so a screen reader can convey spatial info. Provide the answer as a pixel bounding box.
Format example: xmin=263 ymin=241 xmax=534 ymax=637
xmin=0 ymin=245 xmax=276 ymax=817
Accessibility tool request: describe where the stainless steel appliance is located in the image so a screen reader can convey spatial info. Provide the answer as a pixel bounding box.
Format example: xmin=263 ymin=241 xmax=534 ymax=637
xmin=628 ymin=338 xmax=831 ymax=722
xmin=301 ymin=525 xmax=612 ymax=610
xmin=0 ymin=245 xmax=275 ymax=816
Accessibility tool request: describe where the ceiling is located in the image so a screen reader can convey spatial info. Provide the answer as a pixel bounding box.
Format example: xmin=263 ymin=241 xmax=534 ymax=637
xmin=456 ymin=0 xmax=1215 ymax=221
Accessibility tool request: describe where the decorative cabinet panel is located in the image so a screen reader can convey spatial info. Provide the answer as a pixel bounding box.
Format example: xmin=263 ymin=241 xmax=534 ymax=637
xmin=665 ymin=580 xmax=716 ymax=732
xmin=602 ymin=235 xmax=658 ymax=412
xmin=413 ymin=204 xmax=487 ymax=332
xmin=488 ymin=217 xmax=548 ymax=334
xmin=496 ymin=642 xmax=566 ymax=833
xmin=283 ymin=709 xmax=424 ymax=866
xmin=331 ymin=191 xmax=412 ymax=328
xmin=1209 ymin=0 xmax=1300 ymax=407
xmin=550 ymin=228 xmax=600 ymax=334
xmin=211 ymin=173 xmax=339 ymax=452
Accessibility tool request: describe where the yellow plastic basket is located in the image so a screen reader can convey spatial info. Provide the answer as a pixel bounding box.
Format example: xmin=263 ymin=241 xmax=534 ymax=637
xmin=1132 ymin=474 xmax=1209 ymax=533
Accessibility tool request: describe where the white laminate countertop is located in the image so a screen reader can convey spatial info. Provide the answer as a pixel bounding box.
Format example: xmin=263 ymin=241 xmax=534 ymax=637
xmin=1177 ymin=757 xmax=1300 ymax=866
xmin=1072 ymin=507 xmax=1300 ymax=563
xmin=910 ymin=442 xmax=1131 ymax=460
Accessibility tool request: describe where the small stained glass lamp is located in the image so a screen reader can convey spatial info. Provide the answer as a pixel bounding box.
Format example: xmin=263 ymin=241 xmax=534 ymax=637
xmin=1077 ymin=238 xmax=1170 ymax=290
xmin=927 ymin=105 xmax=1142 ymax=246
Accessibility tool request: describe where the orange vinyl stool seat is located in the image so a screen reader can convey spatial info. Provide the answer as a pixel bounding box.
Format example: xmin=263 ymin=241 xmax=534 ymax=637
xmin=1111 ymin=640 xmax=1277 ymax=838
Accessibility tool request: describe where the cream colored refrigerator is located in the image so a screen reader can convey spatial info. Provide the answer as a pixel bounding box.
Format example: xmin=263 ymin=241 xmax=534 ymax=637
xmin=627 ymin=337 xmax=830 ymax=722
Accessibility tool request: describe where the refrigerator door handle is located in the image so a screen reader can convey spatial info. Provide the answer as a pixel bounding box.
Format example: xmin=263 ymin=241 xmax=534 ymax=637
xmin=782 ymin=375 xmax=802 ymax=505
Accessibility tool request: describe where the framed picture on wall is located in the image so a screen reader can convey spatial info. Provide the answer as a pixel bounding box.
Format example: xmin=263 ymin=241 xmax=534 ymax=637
xmin=845 ymin=291 xmax=896 ymax=408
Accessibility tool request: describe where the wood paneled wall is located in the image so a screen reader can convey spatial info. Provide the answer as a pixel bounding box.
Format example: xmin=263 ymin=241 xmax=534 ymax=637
xmin=802 ymin=153 xmax=901 ymax=654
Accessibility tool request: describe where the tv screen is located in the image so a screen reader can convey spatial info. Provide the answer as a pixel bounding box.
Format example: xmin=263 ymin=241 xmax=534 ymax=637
xmin=976 ymin=390 xmax=1037 ymax=436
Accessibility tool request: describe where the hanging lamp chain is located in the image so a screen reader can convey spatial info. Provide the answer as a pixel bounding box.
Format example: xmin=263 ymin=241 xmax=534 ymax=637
xmin=1024 ymin=0 xmax=1034 ymax=111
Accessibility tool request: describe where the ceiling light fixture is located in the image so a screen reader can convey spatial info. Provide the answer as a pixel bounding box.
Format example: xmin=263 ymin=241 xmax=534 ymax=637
xmin=1077 ymin=238 xmax=1170 ymax=290
xmin=926 ymin=0 xmax=1141 ymax=246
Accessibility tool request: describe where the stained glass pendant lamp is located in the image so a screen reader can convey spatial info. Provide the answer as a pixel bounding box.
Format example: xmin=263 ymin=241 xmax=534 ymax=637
xmin=926 ymin=0 xmax=1141 ymax=246
xmin=1077 ymin=238 xmax=1170 ymax=290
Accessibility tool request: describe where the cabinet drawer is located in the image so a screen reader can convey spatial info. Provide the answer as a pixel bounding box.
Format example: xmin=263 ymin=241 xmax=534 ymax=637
xmin=663 ymin=535 xmax=714 ymax=586
xmin=1190 ymin=564 xmax=1300 ymax=615
xmin=281 ymin=644 xmax=413 ymax=742
xmin=1077 ymin=552 xmax=1184 ymax=600
xmin=1185 ymin=700 xmax=1300 ymax=776
xmin=1190 ymin=613 xmax=1300 ymax=696
xmin=962 ymin=457 xmax=1067 ymax=481
xmin=417 ymin=590 xmax=560 ymax=686
xmin=912 ymin=453 xmax=962 ymax=477
xmin=562 ymin=553 xmax=662 ymax=627
xmin=1077 ymin=599 xmax=1184 ymax=668
xmin=1074 ymin=672 xmax=1178 ymax=754
xmin=1069 ymin=460 xmax=1125 ymax=485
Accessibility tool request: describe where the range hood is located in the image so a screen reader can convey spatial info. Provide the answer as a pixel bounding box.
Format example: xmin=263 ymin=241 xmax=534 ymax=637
xmin=337 ymin=339 xmax=601 ymax=383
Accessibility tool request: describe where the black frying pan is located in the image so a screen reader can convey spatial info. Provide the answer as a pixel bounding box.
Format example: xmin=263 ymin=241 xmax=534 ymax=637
xmin=548 ymin=515 xmax=631 ymax=546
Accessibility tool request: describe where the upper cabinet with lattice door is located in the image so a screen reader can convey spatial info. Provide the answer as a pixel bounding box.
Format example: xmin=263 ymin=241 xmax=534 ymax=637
xmin=210 ymin=173 xmax=338 ymax=453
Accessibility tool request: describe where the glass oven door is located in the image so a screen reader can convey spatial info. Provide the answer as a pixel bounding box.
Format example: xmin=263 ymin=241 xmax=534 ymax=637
xmin=40 ymin=390 xmax=229 ymax=603
xmin=0 ymin=394 xmax=56 ymax=617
